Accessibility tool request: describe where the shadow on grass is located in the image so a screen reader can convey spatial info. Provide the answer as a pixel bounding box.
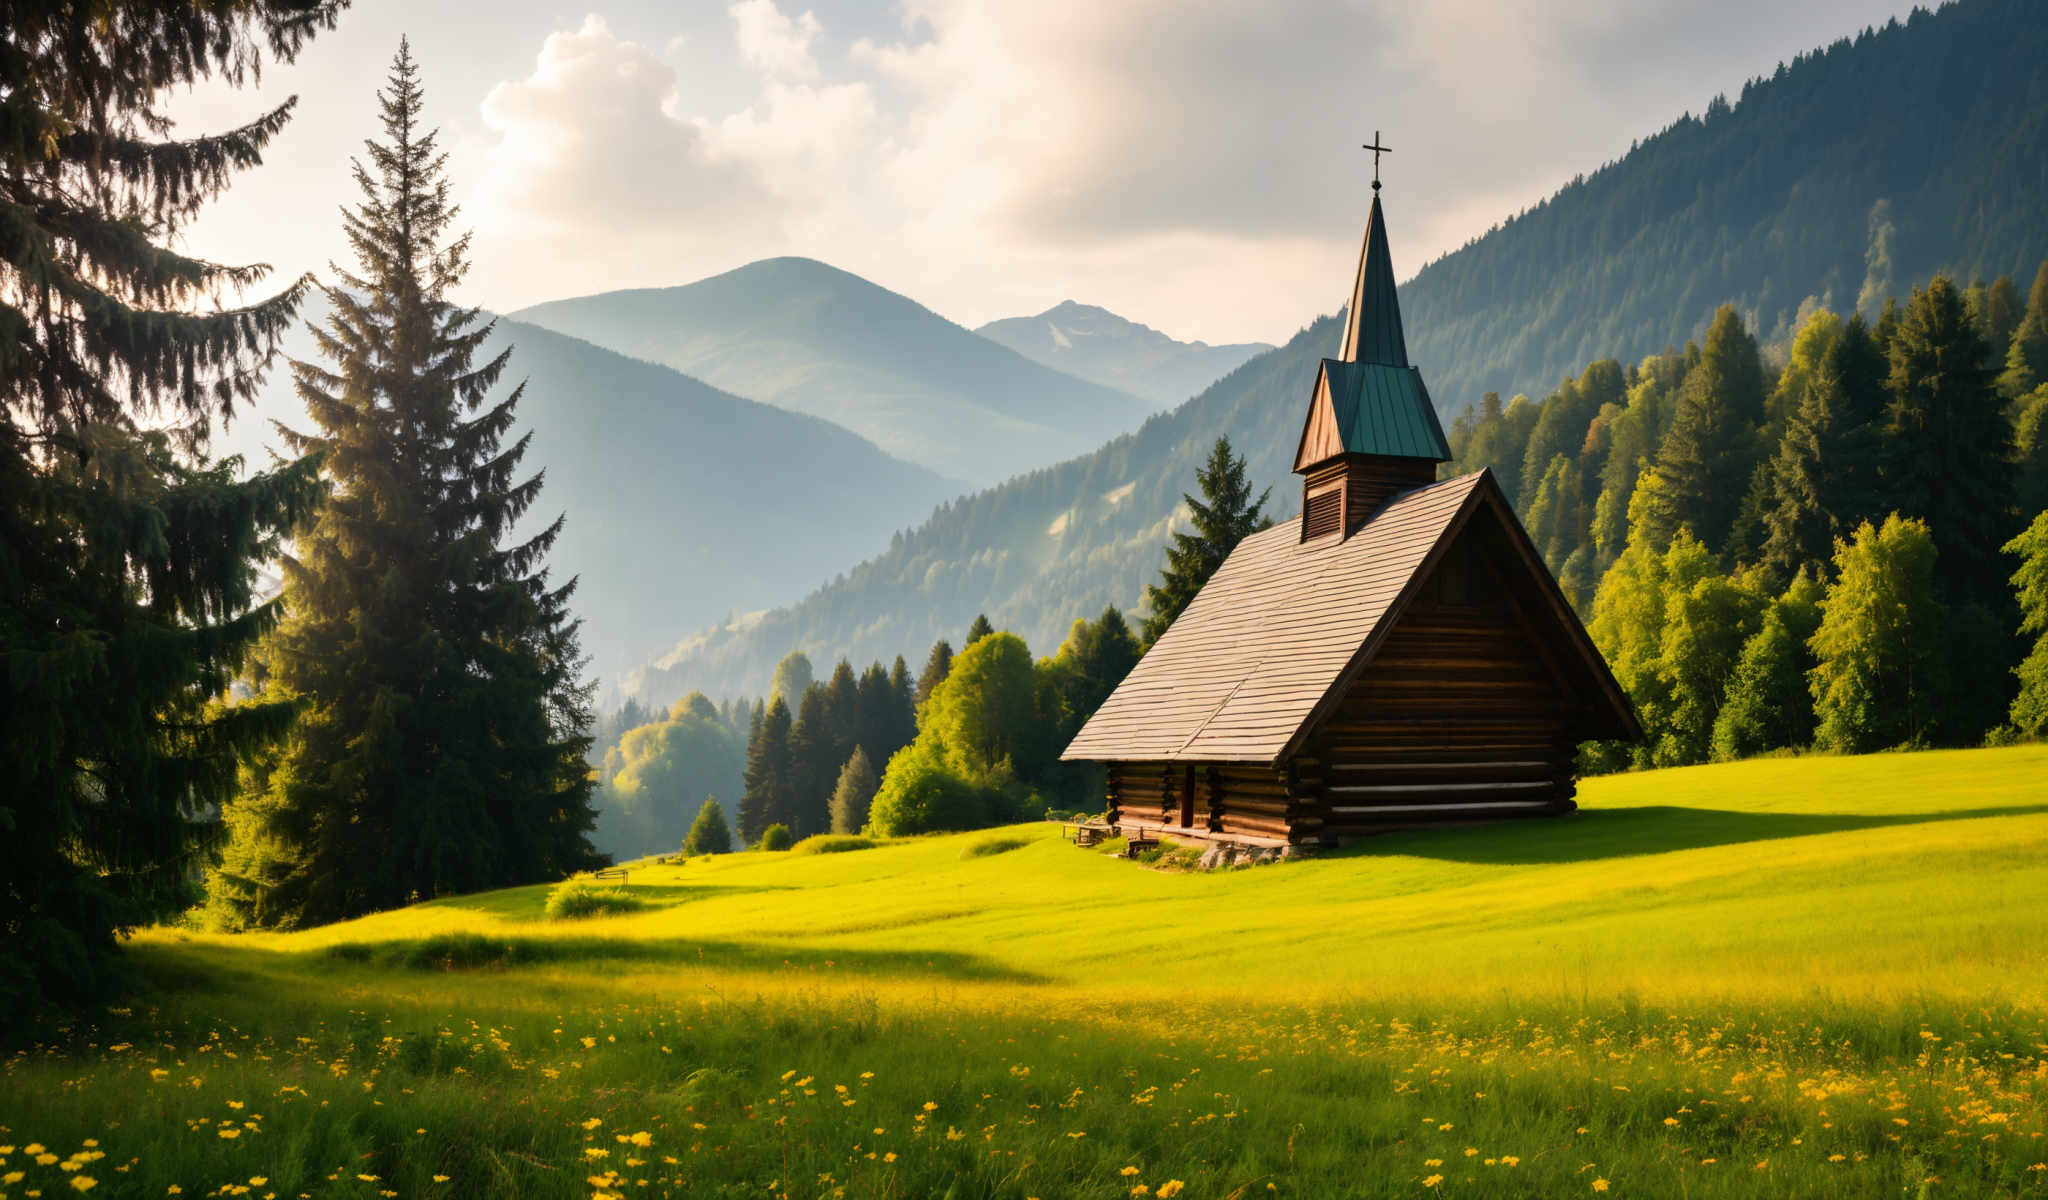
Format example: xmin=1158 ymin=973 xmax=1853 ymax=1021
xmin=1335 ymin=803 xmax=2048 ymax=865
xmin=132 ymin=933 xmax=1047 ymax=987
xmin=417 ymin=881 xmax=793 ymax=921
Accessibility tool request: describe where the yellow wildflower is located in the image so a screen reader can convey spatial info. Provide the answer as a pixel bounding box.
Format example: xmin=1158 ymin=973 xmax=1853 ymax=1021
xmin=1120 ymin=1167 xmax=1141 ymax=1177
xmin=1423 ymin=1175 xmax=1443 ymax=1188
xmin=581 ymin=1118 xmax=603 ymax=1131
xmin=1157 ymin=1183 xmax=1185 ymax=1199
xmin=70 ymin=1177 xmax=97 ymax=1193
xmin=1592 ymin=1181 xmax=1610 ymax=1193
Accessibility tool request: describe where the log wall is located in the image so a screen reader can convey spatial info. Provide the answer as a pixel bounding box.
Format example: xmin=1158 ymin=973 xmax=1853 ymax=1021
xmin=1103 ymin=520 xmax=1588 ymax=846
xmin=1310 ymin=559 xmax=1581 ymax=837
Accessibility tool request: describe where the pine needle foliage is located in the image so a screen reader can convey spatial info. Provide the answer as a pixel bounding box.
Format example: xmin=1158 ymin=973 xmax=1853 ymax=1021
xmin=208 ymin=43 xmax=599 ymax=929
xmin=1 ymin=0 xmax=341 ymax=1020
xmin=1141 ymin=436 xmax=1270 ymax=645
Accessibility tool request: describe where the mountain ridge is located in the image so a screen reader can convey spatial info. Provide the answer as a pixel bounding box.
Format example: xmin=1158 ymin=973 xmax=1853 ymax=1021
xmin=512 ymin=257 xmax=1158 ymax=486
xmin=975 ymin=301 xmax=1271 ymax=410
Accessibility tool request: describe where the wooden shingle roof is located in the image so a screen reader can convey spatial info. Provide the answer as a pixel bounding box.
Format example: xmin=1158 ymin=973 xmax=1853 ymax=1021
xmin=1063 ymin=469 xmax=1637 ymax=765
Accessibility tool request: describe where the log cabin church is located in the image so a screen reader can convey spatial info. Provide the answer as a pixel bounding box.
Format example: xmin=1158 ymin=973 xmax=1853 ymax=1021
xmin=1061 ymin=174 xmax=1639 ymax=850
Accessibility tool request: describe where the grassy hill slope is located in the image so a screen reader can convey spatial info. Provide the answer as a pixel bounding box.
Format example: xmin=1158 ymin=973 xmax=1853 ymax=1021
xmin=9 ymin=748 xmax=2046 ymax=1197
xmin=512 ymin=258 xmax=1156 ymax=486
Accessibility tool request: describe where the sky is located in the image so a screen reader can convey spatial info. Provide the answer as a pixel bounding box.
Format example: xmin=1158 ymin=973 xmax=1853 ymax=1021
xmin=165 ymin=0 xmax=1924 ymax=348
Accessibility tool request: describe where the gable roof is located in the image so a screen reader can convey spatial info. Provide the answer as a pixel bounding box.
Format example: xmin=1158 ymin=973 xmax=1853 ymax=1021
xmin=1338 ymin=192 xmax=1407 ymax=367
xmin=1063 ymin=470 xmax=1638 ymax=765
xmin=1293 ymin=359 xmax=1452 ymax=469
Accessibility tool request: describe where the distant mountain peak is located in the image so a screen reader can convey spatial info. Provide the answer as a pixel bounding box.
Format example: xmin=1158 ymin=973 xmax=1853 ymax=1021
xmin=977 ymin=302 xmax=1272 ymax=410
xmin=512 ymin=259 xmax=1153 ymax=486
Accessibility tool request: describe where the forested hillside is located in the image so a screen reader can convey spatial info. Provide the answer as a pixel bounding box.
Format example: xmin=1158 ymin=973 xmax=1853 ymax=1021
xmin=512 ymin=258 xmax=1155 ymax=485
xmin=976 ymin=300 xmax=1271 ymax=410
xmin=222 ymin=312 xmax=956 ymax=685
xmin=1401 ymin=0 xmax=2048 ymax=406
xmin=627 ymin=0 xmax=2048 ymax=703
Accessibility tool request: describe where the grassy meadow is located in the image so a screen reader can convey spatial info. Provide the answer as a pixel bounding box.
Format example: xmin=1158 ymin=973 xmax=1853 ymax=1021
xmin=6 ymin=745 xmax=2048 ymax=1198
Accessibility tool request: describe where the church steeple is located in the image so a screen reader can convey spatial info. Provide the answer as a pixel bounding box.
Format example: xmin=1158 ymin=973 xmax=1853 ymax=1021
xmin=1337 ymin=193 xmax=1408 ymax=367
xmin=1292 ymin=153 xmax=1451 ymax=543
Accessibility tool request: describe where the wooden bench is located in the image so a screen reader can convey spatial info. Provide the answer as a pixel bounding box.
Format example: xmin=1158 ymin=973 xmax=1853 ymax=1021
xmin=593 ymin=867 xmax=628 ymax=884
xmin=1123 ymin=830 xmax=1158 ymax=858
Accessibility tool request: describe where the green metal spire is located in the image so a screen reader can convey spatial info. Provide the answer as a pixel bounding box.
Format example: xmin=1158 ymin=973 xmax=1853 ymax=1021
xmin=1337 ymin=192 xmax=1407 ymax=367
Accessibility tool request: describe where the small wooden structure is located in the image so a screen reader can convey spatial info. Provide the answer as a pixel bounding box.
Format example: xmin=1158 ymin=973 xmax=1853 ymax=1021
xmin=1061 ymin=185 xmax=1639 ymax=848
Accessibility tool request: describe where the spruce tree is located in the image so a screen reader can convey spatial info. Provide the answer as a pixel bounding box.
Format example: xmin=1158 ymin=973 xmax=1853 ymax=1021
xmin=215 ymin=44 xmax=599 ymax=927
xmin=829 ymin=747 xmax=880 ymax=835
xmin=1760 ymin=312 xmax=1889 ymax=582
xmin=1 ymin=0 xmax=342 ymax=1012
xmin=823 ymin=659 xmax=860 ymax=761
xmin=1141 ymin=436 xmax=1271 ymax=645
xmin=1646 ymin=306 xmax=1767 ymax=555
xmin=1999 ymin=260 xmax=2048 ymax=399
xmin=854 ymin=661 xmax=892 ymax=763
xmin=887 ymin=655 xmax=918 ymax=749
xmin=1879 ymin=276 xmax=2010 ymax=604
xmin=916 ymin=639 xmax=954 ymax=708
xmin=788 ymin=684 xmax=837 ymax=835
xmin=965 ymin=613 xmax=995 ymax=647
xmin=739 ymin=697 xmax=795 ymax=842
xmin=683 ymin=797 xmax=733 ymax=856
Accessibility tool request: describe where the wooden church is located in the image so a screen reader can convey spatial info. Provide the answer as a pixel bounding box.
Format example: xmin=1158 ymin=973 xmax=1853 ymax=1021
xmin=1062 ymin=172 xmax=1639 ymax=849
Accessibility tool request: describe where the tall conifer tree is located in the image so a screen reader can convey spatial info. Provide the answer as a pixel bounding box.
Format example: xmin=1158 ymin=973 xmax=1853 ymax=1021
xmin=1 ymin=0 xmax=342 ymax=1012
xmin=1760 ymin=313 xmax=1889 ymax=582
xmin=1141 ymin=436 xmax=1271 ymax=645
xmin=788 ymin=684 xmax=838 ymax=835
xmin=915 ymin=640 xmax=954 ymax=708
xmin=1999 ymin=261 xmax=2048 ymax=399
xmin=888 ymin=655 xmax=918 ymax=742
xmin=1879 ymin=276 xmax=2009 ymax=604
xmin=212 ymin=44 xmax=598 ymax=928
xmin=739 ymin=697 xmax=796 ymax=842
xmin=1644 ymin=306 xmax=1767 ymax=555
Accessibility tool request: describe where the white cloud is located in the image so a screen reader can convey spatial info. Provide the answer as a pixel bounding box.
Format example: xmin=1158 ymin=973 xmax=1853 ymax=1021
xmin=730 ymin=0 xmax=822 ymax=80
xmin=450 ymin=0 xmax=1921 ymax=344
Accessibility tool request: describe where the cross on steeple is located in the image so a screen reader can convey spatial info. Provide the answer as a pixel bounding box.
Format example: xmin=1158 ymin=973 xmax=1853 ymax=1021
xmin=1362 ymin=131 xmax=1391 ymax=191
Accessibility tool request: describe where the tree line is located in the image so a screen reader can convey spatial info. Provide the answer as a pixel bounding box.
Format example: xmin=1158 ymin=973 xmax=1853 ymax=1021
xmin=1445 ymin=261 xmax=2048 ymax=767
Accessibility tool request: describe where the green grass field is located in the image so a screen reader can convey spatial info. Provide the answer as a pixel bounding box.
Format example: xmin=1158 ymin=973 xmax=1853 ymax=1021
xmin=6 ymin=746 xmax=2048 ymax=1198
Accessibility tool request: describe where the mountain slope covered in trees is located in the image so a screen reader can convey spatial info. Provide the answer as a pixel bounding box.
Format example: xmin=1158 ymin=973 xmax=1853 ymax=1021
xmin=1401 ymin=0 xmax=2048 ymax=407
xmin=631 ymin=0 xmax=2048 ymax=702
xmin=511 ymin=258 xmax=1156 ymax=485
xmin=975 ymin=301 xmax=1271 ymax=410
xmin=222 ymin=313 xmax=956 ymax=687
